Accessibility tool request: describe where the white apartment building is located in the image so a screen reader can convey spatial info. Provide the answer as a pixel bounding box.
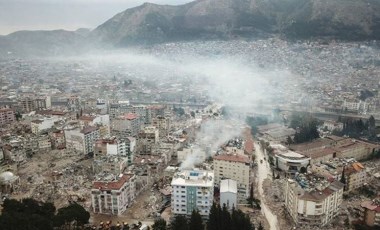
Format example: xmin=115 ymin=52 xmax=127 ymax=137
xmin=94 ymin=137 xmax=127 ymax=159
xmin=31 ymin=117 xmax=60 ymax=134
xmin=79 ymin=114 xmax=110 ymax=138
xmin=64 ymin=126 xmax=99 ymax=154
xmin=213 ymin=153 xmax=250 ymax=201
xmin=91 ymin=173 xmax=136 ymax=215
xmin=220 ymin=179 xmax=237 ymax=211
xmin=171 ymin=170 xmax=214 ymax=217
xmin=284 ymin=175 xmax=344 ymax=227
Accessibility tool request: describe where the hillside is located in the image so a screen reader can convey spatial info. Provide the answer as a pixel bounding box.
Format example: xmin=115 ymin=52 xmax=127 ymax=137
xmin=1 ymin=0 xmax=380 ymax=56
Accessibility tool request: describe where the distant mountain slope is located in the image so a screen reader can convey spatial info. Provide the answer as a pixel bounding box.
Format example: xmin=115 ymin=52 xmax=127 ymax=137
xmin=1 ymin=0 xmax=380 ymax=56
xmin=0 ymin=29 xmax=87 ymax=57
xmin=91 ymin=0 xmax=380 ymax=46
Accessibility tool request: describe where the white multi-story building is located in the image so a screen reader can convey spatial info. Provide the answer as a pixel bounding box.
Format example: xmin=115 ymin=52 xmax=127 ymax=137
xmin=284 ymin=175 xmax=344 ymax=227
xmin=64 ymin=126 xmax=99 ymax=154
xmin=171 ymin=170 xmax=214 ymax=217
xmin=79 ymin=114 xmax=110 ymax=138
xmin=213 ymin=153 xmax=250 ymax=201
xmin=31 ymin=117 xmax=60 ymax=134
xmin=94 ymin=137 xmax=127 ymax=159
xmin=220 ymin=179 xmax=237 ymax=211
xmin=91 ymin=173 xmax=136 ymax=215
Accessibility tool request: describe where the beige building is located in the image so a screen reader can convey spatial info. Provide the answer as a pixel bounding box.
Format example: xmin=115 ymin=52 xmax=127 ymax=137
xmin=152 ymin=116 xmax=170 ymax=138
xmin=91 ymin=173 xmax=136 ymax=215
xmin=213 ymin=153 xmax=250 ymax=201
xmin=111 ymin=113 xmax=141 ymax=138
xmin=345 ymin=162 xmax=367 ymax=192
xmin=361 ymin=200 xmax=380 ymax=227
xmin=136 ymin=126 xmax=159 ymax=154
xmin=284 ymin=176 xmax=344 ymax=227
xmin=0 ymin=109 xmax=15 ymax=125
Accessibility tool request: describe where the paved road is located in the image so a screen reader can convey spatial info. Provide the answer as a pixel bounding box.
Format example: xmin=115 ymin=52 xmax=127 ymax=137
xmin=255 ymin=142 xmax=279 ymax=230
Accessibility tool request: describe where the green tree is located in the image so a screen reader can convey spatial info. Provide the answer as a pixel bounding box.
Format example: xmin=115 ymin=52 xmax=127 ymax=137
xmin=189 ymin=210 xmax=203 ymax=230
xmin=207 ymin=203 xmax=220 ymax=230
xmin=171 ymin=215 xmax=188 ymax=230
xmin=221 ymin=204 xmax=231 ymax=230
xmin=190 ymin=111 xmax=195 ymax=118
xmin=231 ymin=208 xmax=253 ymax=230
xmin=0 ymin=198 xmax=56 ymax=230
xmin=54 ymin=203 xmax=90 ymax=229
xmin=152 ymin=218 xmax=166 ymax=230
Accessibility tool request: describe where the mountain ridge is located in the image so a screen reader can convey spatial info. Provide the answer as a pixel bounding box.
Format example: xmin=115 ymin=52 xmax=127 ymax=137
xmin=1 ymin=0 xmax=380 ymax=56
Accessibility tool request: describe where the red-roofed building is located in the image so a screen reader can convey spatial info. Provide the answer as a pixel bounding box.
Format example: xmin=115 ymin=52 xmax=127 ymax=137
xmin=91 ymin=173 xmax=136 ymax=215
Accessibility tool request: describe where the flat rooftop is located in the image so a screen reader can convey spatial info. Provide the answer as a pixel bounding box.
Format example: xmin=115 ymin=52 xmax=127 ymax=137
xmin=171 ymin=170 xmax=214 ymax=187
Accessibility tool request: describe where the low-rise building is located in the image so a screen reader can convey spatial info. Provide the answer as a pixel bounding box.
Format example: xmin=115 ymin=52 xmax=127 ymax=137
xmin=91 ymin=173 xmax=136 ymax=215
xmin=220 ymin=179 xmax=237 ymax=211
xmin=171 ymin=170 xmax=214 ymax=217
xmin=273 ymin=144 xmax=311 ymax=176
xmin=31 ymin=117 xmax=60 ymax=134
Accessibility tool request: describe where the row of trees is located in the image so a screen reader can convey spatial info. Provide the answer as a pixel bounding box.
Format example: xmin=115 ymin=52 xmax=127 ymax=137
xmin=246 ymin=116 xmax=268 ymax=135
xmin=0 ymin=199 xmax=90 ymax=230
xmin=333 ymin=116 xmax=376 ymax=139
xmin=152 ymin=204 xmax=259 ymax=230
xmin=288 ymin=113 xmax=320 ymax=144
xmin=152 ymin=210 xmax=203 ymax=230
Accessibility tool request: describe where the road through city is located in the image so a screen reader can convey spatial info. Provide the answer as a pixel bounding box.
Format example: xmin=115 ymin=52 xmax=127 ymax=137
xmin=254 ymin=142 xmax=279 ymax=230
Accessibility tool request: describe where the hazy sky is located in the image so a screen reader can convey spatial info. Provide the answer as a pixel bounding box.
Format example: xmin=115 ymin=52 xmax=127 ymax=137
xmin=0 ymin=0 xmax=193 ymax=35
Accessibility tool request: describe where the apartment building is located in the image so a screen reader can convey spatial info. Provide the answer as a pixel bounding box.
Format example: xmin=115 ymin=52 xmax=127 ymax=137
xmin=137 ymin=126 xmax=159 ymax=154
xmin=94 ymin=137 xmax=127 ymax=159
xmin=171 ymin=170 xmax=214 ymax=217
xmin=345 ymin=162 xmax=367 ymax=192
xmin=361 ymin=200 xmax=380 ymax=227
xmin=284 ymin=175 xmax=344 ymax=227
xmin=0 ymin=109 xmax=15 ymax=125
xmin=64 ymin=125 xmax=99 ymax=154
xmin=91 ymin=173 xmax=136 ymax=215
xmin=31 ymin=117 xmax=60 ymax=134
xmin=79 ymin=114 xmax=110 ymax=138
xmin=152 ymin=116 xmax=170 ymax=138
xmin=213 ymin=153 xmax=250 ymax=201
xmin=111 ymin=113 xmax=141 ymax=138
